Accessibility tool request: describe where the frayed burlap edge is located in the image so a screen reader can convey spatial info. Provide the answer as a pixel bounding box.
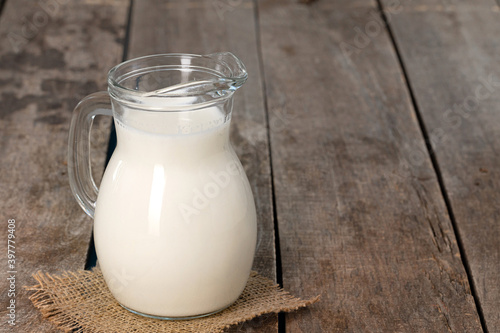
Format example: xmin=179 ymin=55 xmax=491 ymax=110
xmin=25 ymin=268 xmax=319 ymax=333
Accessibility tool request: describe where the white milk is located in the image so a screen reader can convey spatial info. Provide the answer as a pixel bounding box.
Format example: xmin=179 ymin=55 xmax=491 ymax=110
xmin=93 ymin=106 xmax=257 ymax=318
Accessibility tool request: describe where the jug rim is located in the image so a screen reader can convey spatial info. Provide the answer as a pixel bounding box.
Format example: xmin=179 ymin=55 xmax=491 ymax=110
xmin=107 ymin=53 xmax=247 ymax=111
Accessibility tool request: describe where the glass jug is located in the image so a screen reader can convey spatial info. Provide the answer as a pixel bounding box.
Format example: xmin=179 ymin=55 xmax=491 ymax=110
xmin=68 ymin=53 xmax=257 ymax=319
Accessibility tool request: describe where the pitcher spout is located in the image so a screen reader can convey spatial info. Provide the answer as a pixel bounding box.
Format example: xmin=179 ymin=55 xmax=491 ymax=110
xmin=204 ymin=52 xmax=248 ymax=91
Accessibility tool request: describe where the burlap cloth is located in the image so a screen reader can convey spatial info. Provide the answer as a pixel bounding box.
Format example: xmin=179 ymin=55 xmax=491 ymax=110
xmin=25 ymin=268 xmax=319 ymax=332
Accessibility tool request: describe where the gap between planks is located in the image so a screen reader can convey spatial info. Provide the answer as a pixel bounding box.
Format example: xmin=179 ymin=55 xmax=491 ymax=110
xmin=375 ymin=0 xmax=489 ymax=332
xmin=252 ymin=1 xmax=286 ymax=332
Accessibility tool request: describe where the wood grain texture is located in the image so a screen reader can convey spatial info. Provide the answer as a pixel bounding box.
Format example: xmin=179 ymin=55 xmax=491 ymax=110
xmin=129 ymin=1 xmax=276 ymax=331
xmin=380 ymin=0 xmax=500 ymax=331
xmin=0 ymin=0 xmax=128 ymax=331
xmin=257 ymin=0 xmax=482 ymax=331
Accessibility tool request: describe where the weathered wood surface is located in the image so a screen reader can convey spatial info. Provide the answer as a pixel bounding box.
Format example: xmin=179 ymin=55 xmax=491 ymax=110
xmin=0 ymin=0 xmax=128 ymax=331
xmin=129 ymin=0 xmax=276 ymax=332
xmin=380 ymin=0 xmax=500 ymax=331
xmin=1 ymin=0 xmax=498 ymax=332
xmin=257 ymin=0 xmax=483 ymax=331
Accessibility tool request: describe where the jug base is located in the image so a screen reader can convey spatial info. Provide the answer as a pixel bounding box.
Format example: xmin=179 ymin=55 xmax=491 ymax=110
xmin=120 ymin=303 xmax=231 ymax=321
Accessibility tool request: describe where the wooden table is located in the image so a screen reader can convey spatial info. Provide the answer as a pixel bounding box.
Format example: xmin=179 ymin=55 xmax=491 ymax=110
xmin=1 ymin=0 xmax=499 ymax=332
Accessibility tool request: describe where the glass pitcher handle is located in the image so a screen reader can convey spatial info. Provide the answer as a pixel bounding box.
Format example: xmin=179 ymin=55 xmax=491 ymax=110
xmin=68 ymin=91 xmax=113 ymax=218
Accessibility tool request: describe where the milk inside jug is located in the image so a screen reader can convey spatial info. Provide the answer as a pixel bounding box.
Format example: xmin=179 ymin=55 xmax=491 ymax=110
xmin=68 ymin=53 xmax=257 ymax=319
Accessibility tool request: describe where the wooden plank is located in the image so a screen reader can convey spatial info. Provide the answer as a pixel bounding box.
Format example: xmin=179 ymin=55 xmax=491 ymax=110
xmin=128 ymin=1 xmax=276 ymax=331
xmin=0 ymin=0 xmax=128 ymax=331
xmin=380 ymin=0 xmax=500 ymax=331
xmin=257 ymin=0 xmax=483 ymax=331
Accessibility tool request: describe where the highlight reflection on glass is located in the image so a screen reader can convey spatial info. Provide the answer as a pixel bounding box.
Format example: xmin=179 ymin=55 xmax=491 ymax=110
xmin=148 ymin=164 xmax=165 ymax=235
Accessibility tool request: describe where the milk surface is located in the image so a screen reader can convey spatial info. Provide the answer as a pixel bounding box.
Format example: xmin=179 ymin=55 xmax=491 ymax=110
xmin=94 ymin=106 xmax=257 ymax=318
